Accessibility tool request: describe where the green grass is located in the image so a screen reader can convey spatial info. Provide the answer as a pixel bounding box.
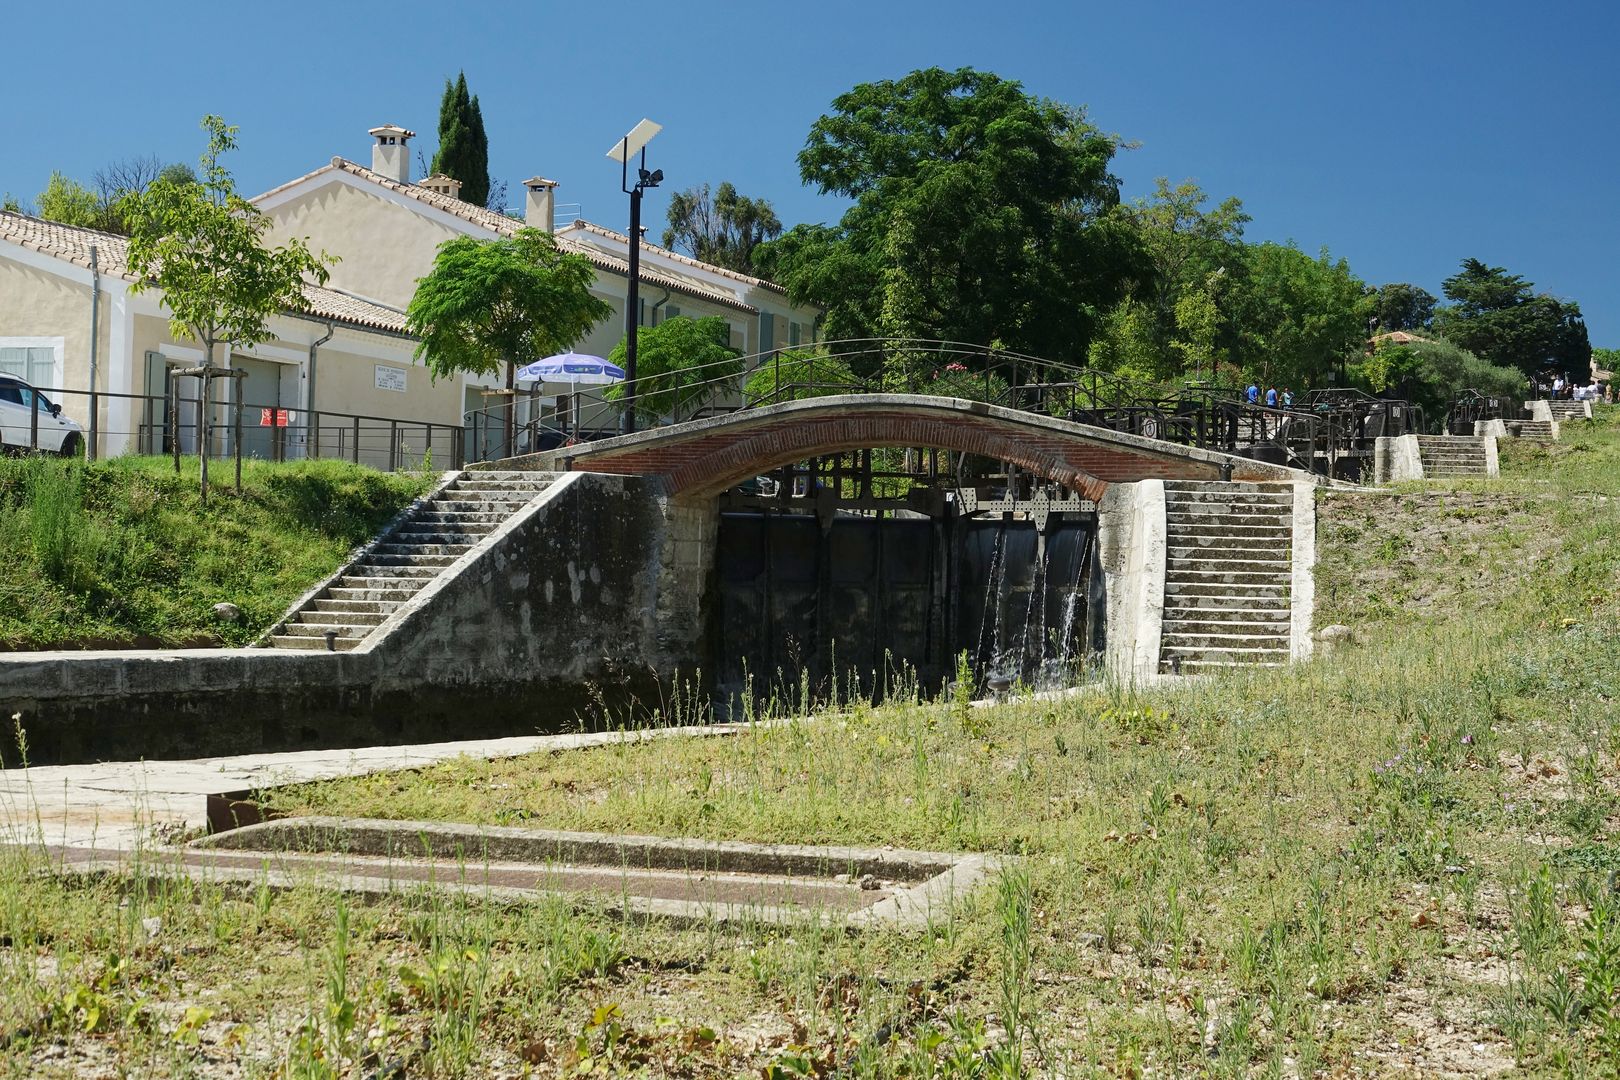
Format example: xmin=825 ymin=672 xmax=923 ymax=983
xmin=1 ymin=415 xmax=1618 ymax=1075
xmin=0 ymin=456 xmax=433 ymax=649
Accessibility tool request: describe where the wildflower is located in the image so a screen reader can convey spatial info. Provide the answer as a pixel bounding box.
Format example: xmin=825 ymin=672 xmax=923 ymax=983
xmin=1461 ymin=734 xmax=1473 ymax=745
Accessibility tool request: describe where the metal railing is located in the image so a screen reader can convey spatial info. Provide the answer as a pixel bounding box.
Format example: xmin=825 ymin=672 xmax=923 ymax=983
xmin=5 ymin=384 xmax=465 ymax=471
xmin=1446 ymin=389 xmax=1522 ymax=435
xmin=457 ymin=339 xmax=1348 ymax=475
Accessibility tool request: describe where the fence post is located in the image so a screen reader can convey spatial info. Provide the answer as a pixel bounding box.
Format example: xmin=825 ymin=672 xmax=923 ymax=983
xmin=233 ymin=386 xmax=243 ymax=494
xmin=389 ymin=419 xmax=398 ymax=471
xmin=170 ymin=382 xmax=180 ymax=473
xmin=352 ymin=416 xmax=361 ymax=464
xmin=88 ymin=384 xmax=99 ymax=461
xmin=453 ymin=425 xmax=464 ymax=470
xmin=29 ymin=394 xmax=38 ymax=452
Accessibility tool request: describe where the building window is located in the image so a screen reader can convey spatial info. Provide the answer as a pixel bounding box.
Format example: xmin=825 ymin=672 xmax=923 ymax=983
xmin=789 ymin=321 xmax=801 ymax=347
xmin=0 ymin=339 xmax=63 ymax=388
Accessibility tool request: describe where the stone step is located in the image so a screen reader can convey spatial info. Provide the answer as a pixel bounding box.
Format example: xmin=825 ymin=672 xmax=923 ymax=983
xmin=440 ymin=489 xmax=541 ymax=503
xmin=1163 ymin=495 xmax=1293 ymax=511
xmin=1166 ymin=556 xmax=1291 ymax=574
xmin=1166 ymin=568 xmax=1292 ymax=587
xmin=401 ymin=516 xmax=500 ymax=531
xmin=341 ymin=564 xmax=440 ymax=580
xmin=1162 ymin=481 xmax=1293 ymax=493
xmin=267 ymin=634 xmax=362 ymax=652
xmin=307 ymin=598 xmax=403 ymax=615
xmin=1168 ymin=539 xmax=1290 ymax=556
xmin=1161 ymin=657 xmax=1285 ymax=673
xmin=294 ymin=608 xmax=388 ymax=626
xmin=429 ymin=500 xmax=532 ymax=515
xmin=451 ymin=478 xmax=555 ymax=493
xmin=1171 ymin=521 xmax=1293 ymax=539
xmin=370 ymin=542 xmax=473 ymax=558
xmin=1162 ymin=627 xmax=1290 ymax=647
xmin=391 ymin=529 xmax=492 ymax=546
xmin=468 ymin=470 xmax=561 ymax=482
xmin=355 ymin=552 xmax=459 ymax=568
xmin=276 ymin=622 xmax=372 ymax=639
xmin=1163 ymin=606 xmax=1291 ymax=625
xmin=1161 ymin=643 xmax=1291 ymax=663
xmin=1165 ymin=578 xmax=1290 ymax=595
xmin=332 ymin=577 xmax=431 ymax=595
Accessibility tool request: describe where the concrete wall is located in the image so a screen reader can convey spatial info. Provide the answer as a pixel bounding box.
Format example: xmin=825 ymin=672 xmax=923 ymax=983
xmin=0 ymin=473 xmax=698 ymax=764
xmin=1373 ymin=435 xmax=1423 ymax=483
xmin=1290 ymin=481 xmax=1316 ymax=661
xmin=1097 ymin=479 xmax=1164 ymax=684
xmin=262 ymin=181 xmax=463 ymax=310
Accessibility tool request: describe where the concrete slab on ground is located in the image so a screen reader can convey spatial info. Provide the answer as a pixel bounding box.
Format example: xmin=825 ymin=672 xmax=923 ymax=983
xmin=0 ymin=724 xmax=750 ymax=850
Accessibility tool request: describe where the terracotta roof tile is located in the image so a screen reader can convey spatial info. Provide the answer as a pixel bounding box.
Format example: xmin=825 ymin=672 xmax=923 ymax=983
xmin=557 ymin=218 xmax=789 ymax=295
xmin=0 ymin=210 xmax=410 ymax=336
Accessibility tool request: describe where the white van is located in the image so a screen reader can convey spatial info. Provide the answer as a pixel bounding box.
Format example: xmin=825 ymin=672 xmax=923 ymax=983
xmin=0 ymin=375 xmax=84 ymax=456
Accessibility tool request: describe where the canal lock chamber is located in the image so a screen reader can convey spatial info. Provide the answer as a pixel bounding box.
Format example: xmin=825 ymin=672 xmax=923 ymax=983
xmin=705 ymin=452 xmax=1106 ymax=711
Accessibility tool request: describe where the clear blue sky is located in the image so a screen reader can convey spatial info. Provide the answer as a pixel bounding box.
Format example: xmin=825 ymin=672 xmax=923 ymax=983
xmin=6 ymin=0 xmax=1616 ymax=343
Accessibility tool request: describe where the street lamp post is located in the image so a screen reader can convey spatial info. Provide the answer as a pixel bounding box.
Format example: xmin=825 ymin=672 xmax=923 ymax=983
xmin=608 ymin=120 xmax=663 ymax=435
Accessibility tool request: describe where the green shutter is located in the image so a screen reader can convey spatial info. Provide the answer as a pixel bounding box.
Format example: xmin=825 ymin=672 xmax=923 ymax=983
xmin=760 ymin=313 xmax=775 ymax=351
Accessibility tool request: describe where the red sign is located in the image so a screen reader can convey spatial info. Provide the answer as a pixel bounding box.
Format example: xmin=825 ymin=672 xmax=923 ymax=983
xmin=258 ymin=408 xmax=292 ymax=427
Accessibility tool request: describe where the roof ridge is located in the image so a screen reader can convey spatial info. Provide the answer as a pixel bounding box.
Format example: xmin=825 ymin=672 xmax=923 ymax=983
xmin=560 ymin=218 xmax=788 ymax=294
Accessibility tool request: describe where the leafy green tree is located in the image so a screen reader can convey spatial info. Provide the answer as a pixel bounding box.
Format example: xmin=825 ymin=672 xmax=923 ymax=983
xmin=743 ymin=350 xmax=858 ymax=403
xmin=1592 ymin=346 xmax=1620 ymax=377
xmin=35 ymin=172 xmax=103 ymax=229
xmin=755 ymin=67 xmax=1145 ymax=365
xmin=1128 ymin=178 xmax=1248 ymax=352
xmin=1433 ymin=258 xmax=1590 ymax=376
xmin=1349 ymin=337 xmax=1524 ymax=420
xmin=1227 ymin=242 xmax=1365 ymax=390
xmin=604 ymin=316 xmax=743 ymax=423
xmin=1369 ymin=282 xmax=1436 ymax=332
xmin=407 ymin=228 xmax=609 ymax=449
xmin=662 ymin=182 xmax=783 ymax=276
xmin=124 ymin=116 xmax=332 ymax=494
xmin=125 ymin=116 xmax=331 ymax=371
xmin=430 ymin=71 xmax=490 ymax=208
xmin=1086 ymin=297 xmax=1163 ymax=382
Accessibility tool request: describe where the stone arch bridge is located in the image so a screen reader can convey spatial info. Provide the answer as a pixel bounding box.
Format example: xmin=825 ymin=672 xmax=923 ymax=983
xmin=537 ymin=394 xmax=1307 ymax=499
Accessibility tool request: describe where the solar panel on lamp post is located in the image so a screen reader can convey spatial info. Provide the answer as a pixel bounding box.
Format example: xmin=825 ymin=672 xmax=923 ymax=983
xmin=607 ymin=120 xmax=663 ymax=435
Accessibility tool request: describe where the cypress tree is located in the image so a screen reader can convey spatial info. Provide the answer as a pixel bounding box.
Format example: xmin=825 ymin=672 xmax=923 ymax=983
xmin=430 ymin=71 xmax=490 ymax=207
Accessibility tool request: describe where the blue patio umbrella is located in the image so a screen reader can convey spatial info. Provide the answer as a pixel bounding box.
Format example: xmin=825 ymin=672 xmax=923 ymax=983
xmin=514 ymin=352 xmax=625 ymax=385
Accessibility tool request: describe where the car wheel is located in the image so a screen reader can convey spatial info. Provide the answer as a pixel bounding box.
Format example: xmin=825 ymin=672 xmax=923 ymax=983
xmin=58 ymin=433 xmax=81 ymax=459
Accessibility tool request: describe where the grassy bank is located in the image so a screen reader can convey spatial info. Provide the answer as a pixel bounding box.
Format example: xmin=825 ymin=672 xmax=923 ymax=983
xmin=0 ymin=417 xmax=1615 ymax=1076
xmin=0 ymin=456 xmax=433 ymax=650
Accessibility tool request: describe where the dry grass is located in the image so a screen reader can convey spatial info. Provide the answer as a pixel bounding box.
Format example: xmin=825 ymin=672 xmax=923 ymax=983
xmin=1 ymin=411 xmax=1617 ymax=1076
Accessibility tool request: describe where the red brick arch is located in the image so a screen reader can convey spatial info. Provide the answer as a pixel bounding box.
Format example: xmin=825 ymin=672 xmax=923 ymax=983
xmin=545 ymin=396 xmax=1287 ymax=499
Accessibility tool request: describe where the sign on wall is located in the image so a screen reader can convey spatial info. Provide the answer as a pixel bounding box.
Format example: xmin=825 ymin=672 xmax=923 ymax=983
xmin=374 ymin=365 xmax=408 ymax=392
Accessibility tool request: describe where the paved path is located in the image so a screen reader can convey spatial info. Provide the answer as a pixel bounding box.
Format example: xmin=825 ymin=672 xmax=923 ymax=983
xmin=0 ymin=724 xmax=747 ymax=851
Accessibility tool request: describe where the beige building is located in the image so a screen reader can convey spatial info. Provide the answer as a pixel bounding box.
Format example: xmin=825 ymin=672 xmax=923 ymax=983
xmin=0 ymin=121 xmax=819 ymax=462
xmin=0 ymin=211 xmax=459 ymax=466
xmin=253 ymin=124 xmax=821 ymax=442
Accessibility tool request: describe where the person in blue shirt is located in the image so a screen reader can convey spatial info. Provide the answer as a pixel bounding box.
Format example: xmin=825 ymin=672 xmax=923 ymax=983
xmin=1265 ymin=387 xmax=1278 ymax=408
xmin=1281 ymin=387 xmax=1294 ymax=408
xmin=1246 ymin=384 xmax=1259 ymax=404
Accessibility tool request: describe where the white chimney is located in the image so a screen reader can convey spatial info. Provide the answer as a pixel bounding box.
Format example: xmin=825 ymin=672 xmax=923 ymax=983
xmin=419 ymin=173 xmax=463 ymax=201
xmin=368 ymin=124 xmax=416 ymax=183
xmin=523 ymin=176 xmax=558 ymax=232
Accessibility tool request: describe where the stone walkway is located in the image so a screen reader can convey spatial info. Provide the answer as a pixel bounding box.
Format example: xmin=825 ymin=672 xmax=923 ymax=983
xmin=0 ymin=724 xmax=747 ymax=851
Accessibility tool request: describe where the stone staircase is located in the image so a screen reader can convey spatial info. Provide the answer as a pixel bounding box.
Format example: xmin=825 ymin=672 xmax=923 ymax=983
xmin=1416 ymin=435 xmax=1489 ymax=478
xmin=1159 ymin=481 xmax=1295 ymax=674
xmin=1505 ymin=419 xmax=1557 ymax=441
xmin=1547 ymin=400 xmax=1592 ymax=422
xmin=265 ymin=471 xmax=560 ymax=651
